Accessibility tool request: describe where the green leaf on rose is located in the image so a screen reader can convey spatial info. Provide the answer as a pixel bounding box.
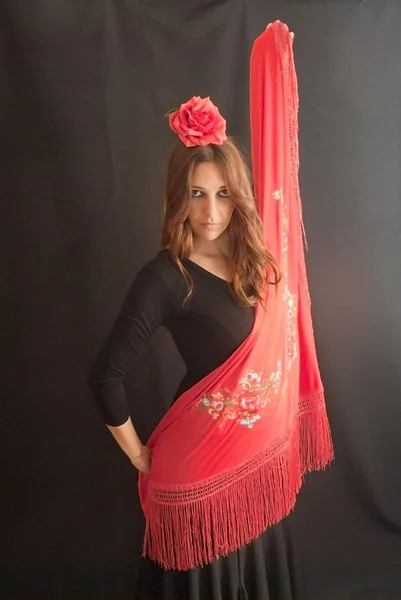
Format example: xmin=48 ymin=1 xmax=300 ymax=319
xmin=164 ymin=107 xmax=178 ymax=118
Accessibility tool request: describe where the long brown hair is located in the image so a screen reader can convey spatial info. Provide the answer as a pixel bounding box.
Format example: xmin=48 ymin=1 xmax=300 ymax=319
xmin=161 ymin=137 xmax=281 ymax=307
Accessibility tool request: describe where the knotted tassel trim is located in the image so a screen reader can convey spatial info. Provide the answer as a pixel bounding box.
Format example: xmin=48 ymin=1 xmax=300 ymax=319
xmin=142 ymin=395 xmax=334 ymax=571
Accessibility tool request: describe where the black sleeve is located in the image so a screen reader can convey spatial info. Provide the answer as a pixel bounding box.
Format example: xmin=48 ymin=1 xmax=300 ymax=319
xmin=87 ymin=263 xmax=178 ymax=426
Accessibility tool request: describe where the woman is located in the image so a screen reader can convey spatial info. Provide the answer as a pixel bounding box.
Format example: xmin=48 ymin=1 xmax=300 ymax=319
xmin=88 ymin=22 xmax=333 ymax=600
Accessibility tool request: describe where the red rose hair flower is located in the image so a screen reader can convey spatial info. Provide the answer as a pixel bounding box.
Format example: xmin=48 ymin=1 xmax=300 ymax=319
xmin=167 ymin=96 xmax=227 ymax=147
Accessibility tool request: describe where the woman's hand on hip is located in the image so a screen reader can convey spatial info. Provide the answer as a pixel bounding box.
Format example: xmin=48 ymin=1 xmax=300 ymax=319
xmin=131 ymin=445 xmax=152 ymax=475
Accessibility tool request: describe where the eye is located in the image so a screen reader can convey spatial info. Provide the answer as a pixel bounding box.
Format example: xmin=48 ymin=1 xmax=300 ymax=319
xmin=191 ymin=189 xmax=204 ymax=198
xmin=219 ymin=188 xmax=230 ymax=197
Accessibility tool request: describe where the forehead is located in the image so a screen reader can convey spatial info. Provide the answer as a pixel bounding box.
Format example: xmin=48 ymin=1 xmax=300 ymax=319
xmin=191 ymin=161 xmax=226 ymax=187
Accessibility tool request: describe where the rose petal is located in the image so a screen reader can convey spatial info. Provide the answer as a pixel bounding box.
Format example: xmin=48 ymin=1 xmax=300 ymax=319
xmin=196 ymin=114 xmax=209 ymax=127
xmin=168 ymin=111 xmax=178 ymax=128
xmin=179 ymin=133 xmax=195 ymax=147
xmin=173 ymin=117 xmax=188 ymax=136
xmin=199 ymin=97 xmax=211 ymax=112
xmin=188 ymin=133 xmax=203 ymax=145
xmin=179 ymin=106 xmax=190 ymax=126
xmin=188 ymin=113 xmax=199 ymax=128
xmin=187 ymin=128 xmax=202 ymax=137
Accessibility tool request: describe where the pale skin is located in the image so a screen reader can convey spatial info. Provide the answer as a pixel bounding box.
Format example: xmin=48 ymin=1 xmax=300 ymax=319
xmin=107 ymin=161 xmax=234 ymax=475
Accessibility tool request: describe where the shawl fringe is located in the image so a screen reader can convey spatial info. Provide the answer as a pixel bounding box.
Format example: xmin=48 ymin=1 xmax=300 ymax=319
xmin=142 ymin=392 xmax=333 ymax=571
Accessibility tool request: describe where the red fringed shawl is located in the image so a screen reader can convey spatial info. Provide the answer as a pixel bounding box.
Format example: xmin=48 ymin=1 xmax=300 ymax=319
xmin=138 ymin=20 xmax=334 ymax=571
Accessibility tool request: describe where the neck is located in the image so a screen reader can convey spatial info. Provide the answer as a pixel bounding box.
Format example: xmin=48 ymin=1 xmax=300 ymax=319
xmin=192 ymin=234 xmax=229 ymax=258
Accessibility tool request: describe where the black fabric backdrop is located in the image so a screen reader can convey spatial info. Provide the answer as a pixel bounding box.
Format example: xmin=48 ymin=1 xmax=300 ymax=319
xmin=2 ymin=0 xmax=401 ymax=598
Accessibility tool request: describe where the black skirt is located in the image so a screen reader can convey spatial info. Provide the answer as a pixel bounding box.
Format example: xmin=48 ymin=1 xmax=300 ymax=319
xmin=135 ymin=513 xmax=307 ymax=600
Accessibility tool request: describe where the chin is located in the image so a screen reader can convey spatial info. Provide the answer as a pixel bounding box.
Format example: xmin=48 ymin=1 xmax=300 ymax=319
xmin=196 ymin=230 xmax=223 ymax=242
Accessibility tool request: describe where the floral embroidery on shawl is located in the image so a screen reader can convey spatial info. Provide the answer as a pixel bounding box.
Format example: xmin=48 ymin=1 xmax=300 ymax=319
xmin=197 ymin=366 xmax=282 ymax=428
xmin=276 ymin=188 xmax=298 ymax=377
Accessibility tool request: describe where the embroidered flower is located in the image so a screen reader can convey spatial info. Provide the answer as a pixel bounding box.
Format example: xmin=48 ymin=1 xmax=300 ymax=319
xmin=286 ymin=327 xmax=298 ymax=369
xmin=240 ymin=396 xmax=259 ymax=412
xmin=208 ymin=408 xmax=220 ymax=420
xmin=239 ymin=372 xmax=261 ymax=390
xmin=270 ymin=363 xmax=282 ymax=392
xmin=198 ymin=397 xmax=210 ymax=410
xmin=239 ymin=414 xmax=261 ymax=429
xmin=224 ymin=408 xmax=237 ymax=420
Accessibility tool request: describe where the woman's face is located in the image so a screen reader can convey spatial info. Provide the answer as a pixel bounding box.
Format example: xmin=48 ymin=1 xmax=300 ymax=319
xmin=187 ymin=161 xmax=234 ymax=247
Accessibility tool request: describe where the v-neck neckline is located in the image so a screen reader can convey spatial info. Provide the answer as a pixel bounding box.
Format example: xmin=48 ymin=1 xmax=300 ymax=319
xmin=185 ymin=258 xmax=231 ymax=284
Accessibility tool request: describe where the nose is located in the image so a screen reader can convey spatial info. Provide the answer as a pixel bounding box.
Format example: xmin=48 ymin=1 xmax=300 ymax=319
xmin=203 ymin=195 xmax=219 ymax=222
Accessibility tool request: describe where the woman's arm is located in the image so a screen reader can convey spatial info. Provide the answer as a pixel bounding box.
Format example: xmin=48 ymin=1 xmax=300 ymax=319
xmin=107 ymin=417 xmax=151 ymax=475
xmin=88 ymin=256 xmax=178 ymax=473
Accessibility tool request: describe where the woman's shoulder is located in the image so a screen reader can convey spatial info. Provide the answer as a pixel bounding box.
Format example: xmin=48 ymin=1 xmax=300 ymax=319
xmin=140 ymin=248 xmax=178 ymax=274
xmin=137 ymin=249 xmax=185 ymax=293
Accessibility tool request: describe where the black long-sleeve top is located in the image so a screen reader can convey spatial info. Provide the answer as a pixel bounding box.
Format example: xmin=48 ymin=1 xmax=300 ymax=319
xmin=88 ymin=250 xmax=255 ymax=426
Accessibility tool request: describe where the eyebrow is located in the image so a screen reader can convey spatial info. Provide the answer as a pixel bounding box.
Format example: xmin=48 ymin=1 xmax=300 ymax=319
xmin=191 ymin=185 xmax=227 ymax=190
